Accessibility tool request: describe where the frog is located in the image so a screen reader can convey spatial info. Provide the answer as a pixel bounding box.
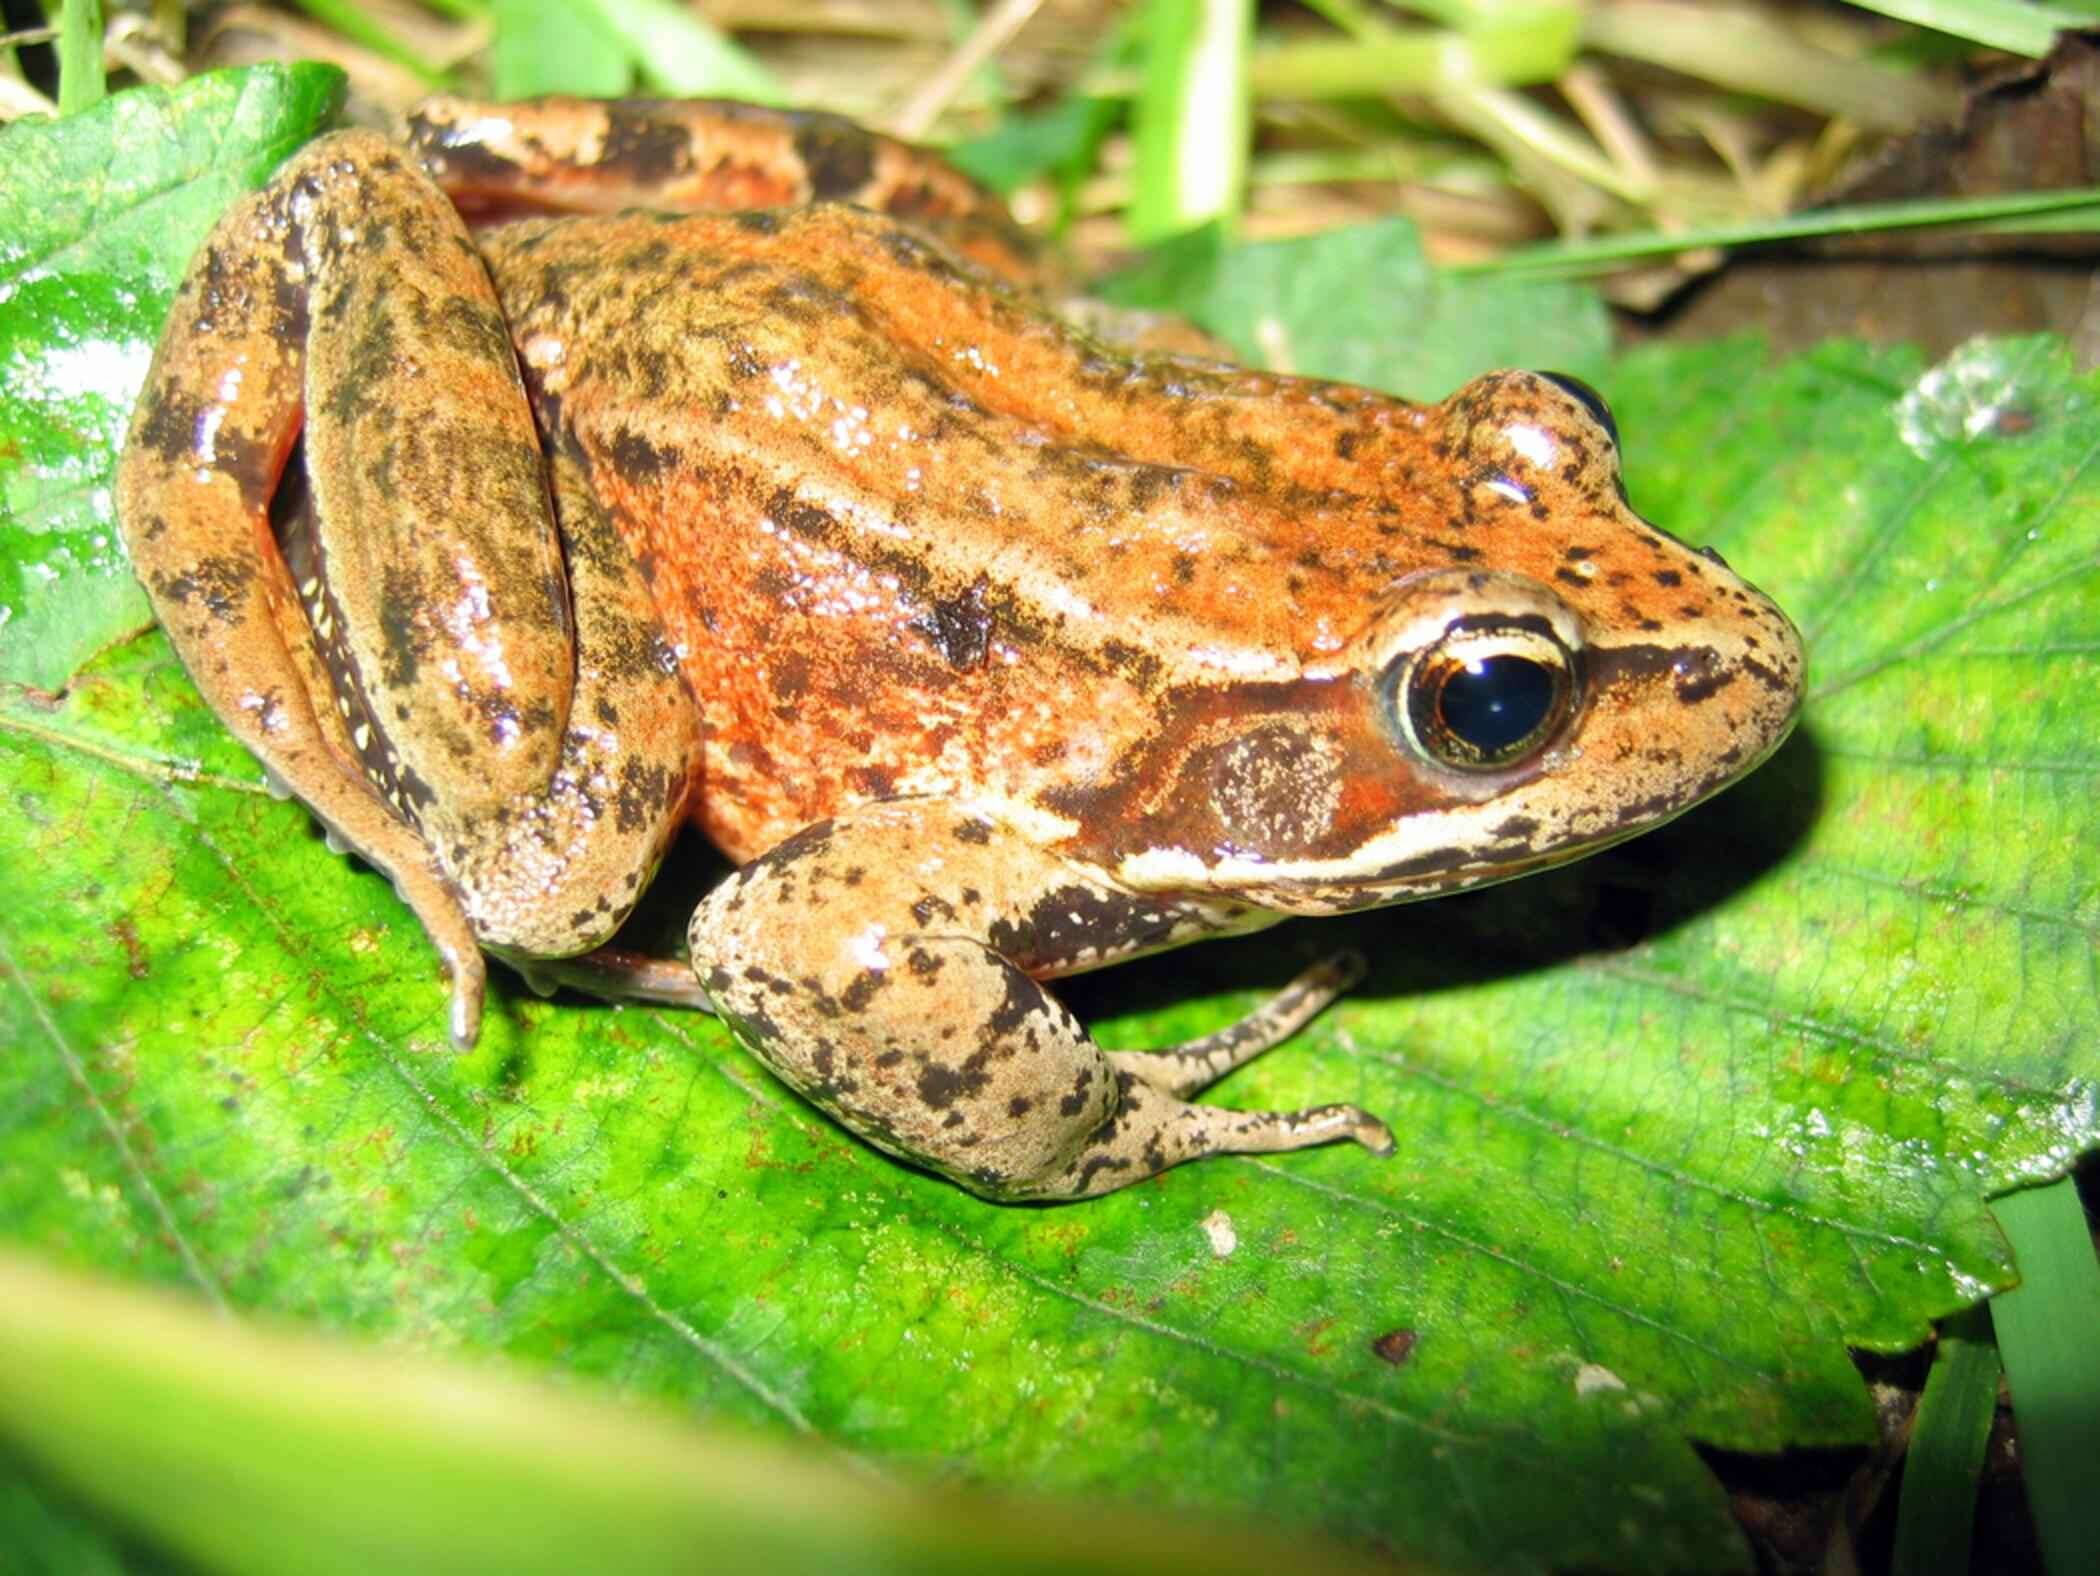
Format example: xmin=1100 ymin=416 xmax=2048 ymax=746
xmin=116 ymin=96 xmax=1805 ymax=1202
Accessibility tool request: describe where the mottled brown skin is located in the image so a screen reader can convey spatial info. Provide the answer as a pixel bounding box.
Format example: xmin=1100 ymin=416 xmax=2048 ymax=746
xmin=117 ymin=100 xmax=1805 ymax=1201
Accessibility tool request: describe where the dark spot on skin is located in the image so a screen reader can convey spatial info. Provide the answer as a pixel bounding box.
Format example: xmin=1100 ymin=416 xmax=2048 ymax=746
xmin=1075 ymin=1154 xmax=1130 ymax=1192
xmin=907 ymin=947 xmax=943 ymax=979
xmin=985 ymin=968 xmax=1040 ymax=1041
xmin=840 ymin=970 xmax=886 ymax=1013
xmin=1675 ymin=665 xmax=1735 ymax=704
xmin=953 ymin=819 xmax=992 ymax=845
xmin=743 ymin=817 xmax=835 ymax=882
xmin=1371 ymin=1329 xmax=1419 ymax=1365
xmin=608 ymin=427 xmax=679 ymax=479
xmin=769 ymin=652 xmax=811 ymax=701
xmin=601 ymin=106 xmax=694 ymax=182
xmin=792 ymin=117 xmax=878 ymax=199
xmin=1554 ymin=567 xmax=1588 ymax=588
xmin=1492 ymin=815 xmax=1538 ymax=840
xmin=907 ymin=574 xmax=994 ymax=669
xmin=916 ymin=1058 xmax=988 ymax=1111
xmin=377 ymin=572 xmax=428 ymax=689
xmin=613 ymin=756 xmax=678 ymax=834
xmin=1652 ymin=569 xmax=1682 ymax=587
xmin=1741 ymin=654 xmax=1795 ymax=696
xmin=1098 ymin=637 xmax=1164 ymax=690
xmin=131 ymin=385 xmax=206 ymax=465
xmin=1058 ymin=1067 xmax=1094 ymax=1118
xmin=911 ymin=895 xmax=956 ymax=928
xmin=849 ymin=765 xmax=896 ymax=799
xmin=437 ymin=295 xmax=512 ymax=365
xmin=154 ymin=554 xmax=253 ymax=622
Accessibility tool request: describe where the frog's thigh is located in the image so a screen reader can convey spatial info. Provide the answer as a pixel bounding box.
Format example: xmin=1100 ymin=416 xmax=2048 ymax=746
xmin=116 ymin=131 xmax=525 ymax=1045
xmin=445 ymin=447 xmax=699 ymax=959
xmin=689 ymin=802 xmax=1391 ymax=1202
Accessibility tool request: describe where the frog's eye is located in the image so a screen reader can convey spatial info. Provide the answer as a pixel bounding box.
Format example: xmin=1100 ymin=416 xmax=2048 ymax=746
xmin=1389 ymin=619 xmax=1579 ymax=772
xmin=1536 ymin=371 xmax=1618 ymax=445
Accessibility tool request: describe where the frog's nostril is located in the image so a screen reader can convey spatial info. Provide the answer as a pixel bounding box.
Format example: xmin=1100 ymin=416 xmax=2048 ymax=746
xmin=1697 ymin=544 xmax=1732 ymax=571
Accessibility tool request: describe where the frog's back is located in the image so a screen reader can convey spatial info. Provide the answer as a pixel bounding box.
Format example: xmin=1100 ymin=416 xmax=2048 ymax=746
xmin=476 ymin=206 xmax=1798 ymax=869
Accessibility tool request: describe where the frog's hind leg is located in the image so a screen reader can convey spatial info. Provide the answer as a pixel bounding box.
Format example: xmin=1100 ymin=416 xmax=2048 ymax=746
xmin=1105 ymin=951 xmax=1366 ymax=1100
xmin=117 ymin=130 xmax=536 ymax=1047
xmin=445 ymin=446 xmax=701 ymax=968
xmin=1044 ymin=1076 xmax=1398 ymax=1202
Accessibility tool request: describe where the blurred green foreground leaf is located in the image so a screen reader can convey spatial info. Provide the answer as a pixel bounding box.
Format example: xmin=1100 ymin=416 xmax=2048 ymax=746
xmin=2 ymin=66 xmax=2096 ymax=1576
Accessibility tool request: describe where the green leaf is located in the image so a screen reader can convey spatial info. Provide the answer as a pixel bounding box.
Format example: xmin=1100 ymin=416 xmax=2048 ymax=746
xmin=0 ymin=63 xmax=344 ymax=692
xmin=4 ymin=71 xmax=2098 ymax=1576
xmin=1100 ymin=217 xmax=1612 ymax=396
xmin=489 ymin=0 xmax=783 ymax=102
xmin=490 ymin=0 xmax=632 ymax=98
xmin=0 ymin=1250 xmax=1389 ymax=1576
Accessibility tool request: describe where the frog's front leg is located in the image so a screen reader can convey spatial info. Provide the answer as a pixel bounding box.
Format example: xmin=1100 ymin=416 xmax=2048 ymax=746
xmin=690 ymin=802 xmax=1393 ymax=1202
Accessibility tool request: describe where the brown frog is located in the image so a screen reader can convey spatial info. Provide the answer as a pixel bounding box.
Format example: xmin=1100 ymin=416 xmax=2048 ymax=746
xmin=116 ymin=97 xmax=1804 ymax=1201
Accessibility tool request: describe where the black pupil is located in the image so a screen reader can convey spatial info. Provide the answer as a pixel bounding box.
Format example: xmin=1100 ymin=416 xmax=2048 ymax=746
xmin=1440 ymin=655 xmax=1554 ymax=755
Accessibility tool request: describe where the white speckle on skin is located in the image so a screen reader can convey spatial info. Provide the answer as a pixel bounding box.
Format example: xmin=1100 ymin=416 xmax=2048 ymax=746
xmin=1574 ymin=1362 xmax=1627 ymax=1397
xmin=1199 ymin=1209 xmax=1237 ymax=1257
xmin=848 ymin=923 xmax=889 ymax=971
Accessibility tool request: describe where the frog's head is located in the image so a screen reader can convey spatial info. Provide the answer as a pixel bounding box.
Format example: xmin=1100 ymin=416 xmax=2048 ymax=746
xmin=1099 ymin=369 xmax=1805 ymax=913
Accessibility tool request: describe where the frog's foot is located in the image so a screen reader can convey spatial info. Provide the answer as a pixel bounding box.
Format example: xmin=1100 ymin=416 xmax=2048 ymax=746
xmin=1106 ymin=950 xmax=1365 ymax=1100
xmin=1038 ymin=1075 xmax=1397 ymax=1202
xmin=505 ymin=947 xmax=716 ymax=1012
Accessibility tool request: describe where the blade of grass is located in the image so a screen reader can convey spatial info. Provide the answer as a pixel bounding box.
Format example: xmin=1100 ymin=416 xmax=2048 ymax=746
xmin=1890 ymin=1306 xmax=1999 ymax=1576
xmin=1245 ymin=10 xmax=1581 ymax=99
xmin=1130 ymin=0 xmax=1251 ymax=240
xmin=0 ymin=1250 xmax=1395 ymax=1576
xmin=1583 ymin=2 xmax=1955 ymax=131
xmin=57 ymin=0 xmax=103 ymax=115
xmin=1844 ymin=1 xmax=2090 ymax=57
xmin=1990 ymin=1177 xmax=2100 ymax=1576
xmin=590 ymin=0 xmax=782 ymax=101
xmin=285 ymin=0 xmax=446 ymax=88
xmin=1449 ymin=186 xmax=2100 ymax=275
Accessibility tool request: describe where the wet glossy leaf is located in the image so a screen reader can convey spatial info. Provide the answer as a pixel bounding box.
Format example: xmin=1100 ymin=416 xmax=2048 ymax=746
xmin=1101 ymin=217 xmax=1612 ymax=397
xmin=2 ymin=70 xmax=2096 ymax=1576
xmin=0 ymin=64 xmax=344 ymax=692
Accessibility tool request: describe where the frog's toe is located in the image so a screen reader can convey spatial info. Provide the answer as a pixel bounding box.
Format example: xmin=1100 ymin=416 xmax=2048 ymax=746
xmin=1350 ymin=1108 xmax=1398 ymax=1157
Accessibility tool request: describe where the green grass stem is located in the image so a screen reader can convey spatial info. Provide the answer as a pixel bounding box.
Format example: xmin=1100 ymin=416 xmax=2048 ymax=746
xmin=1990 ymin=1177 xmax=2100 ymax=1576
xmin=1890 ymin=1306 xmax=1999 ymax=1576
